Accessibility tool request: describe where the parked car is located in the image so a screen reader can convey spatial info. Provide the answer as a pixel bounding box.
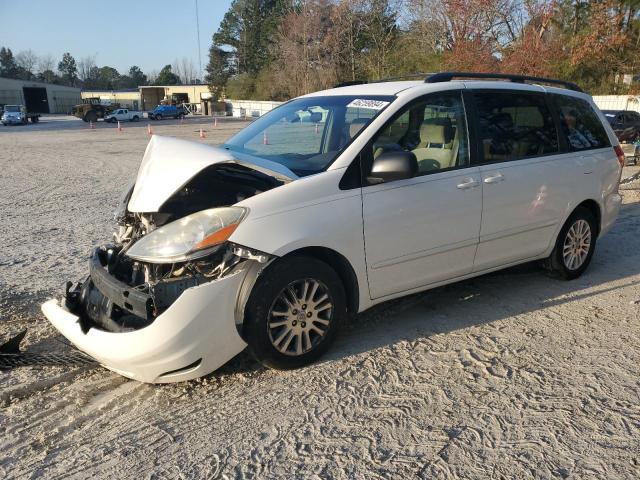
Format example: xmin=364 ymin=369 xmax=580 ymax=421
xmin=148 ymin=104 xmax=186 ymax=120
xmin=104 ymin=108 xmax=143 ymax=123
xmin=601 ymin=109 xmax=640 ymax=143
xmin=1 ymin=105 xmax=40 ymax=125
xmin=42 ymin=72 xmax=624 ymax=383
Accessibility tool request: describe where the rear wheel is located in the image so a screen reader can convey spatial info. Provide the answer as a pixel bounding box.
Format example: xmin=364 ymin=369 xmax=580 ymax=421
xmin=243 ymin=256 xmax=346 ymax=370
xmin=543 ymin=207 xmax=597 ymax=280
xmin=132 ymin=115 xmax=139 ymax=122
xmin=155 ymin=113 xmax=163 ymax=120
xmin=85 ymin=110 xmax=98 ymax=123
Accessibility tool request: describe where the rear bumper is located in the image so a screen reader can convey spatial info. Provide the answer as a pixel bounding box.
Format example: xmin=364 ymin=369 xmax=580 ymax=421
xmin=601 ymin=192 xmax=622 ymax=235
xmin=42 ymin=270 xmax=248 ymax=383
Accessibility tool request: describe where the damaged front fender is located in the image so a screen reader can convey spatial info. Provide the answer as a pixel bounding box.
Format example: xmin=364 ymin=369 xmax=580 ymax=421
xmin=42 ymin=269 xmax=249 ymax=383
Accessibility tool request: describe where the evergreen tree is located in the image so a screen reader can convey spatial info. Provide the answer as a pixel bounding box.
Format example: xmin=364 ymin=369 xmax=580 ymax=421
xmin=57 ymin=52 xmax=78 ymax=86
xmin=0 ymin=47 xmax=18 ymax=78
xmin=154 ymin=65 xmax=180 ymax=85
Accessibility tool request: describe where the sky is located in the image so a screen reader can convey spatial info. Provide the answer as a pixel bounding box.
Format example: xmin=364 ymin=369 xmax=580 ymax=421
xmin=0 ymin=0 xmax=234 ymax=78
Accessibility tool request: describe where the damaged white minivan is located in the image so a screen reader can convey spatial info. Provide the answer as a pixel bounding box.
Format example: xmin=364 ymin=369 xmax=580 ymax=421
xmin=42 ymin=73 xmax=624 ymax=383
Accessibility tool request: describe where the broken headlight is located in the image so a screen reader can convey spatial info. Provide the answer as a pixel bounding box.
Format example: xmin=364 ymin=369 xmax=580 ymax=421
xmin=126 ymin=207 xmax=247 ymax=263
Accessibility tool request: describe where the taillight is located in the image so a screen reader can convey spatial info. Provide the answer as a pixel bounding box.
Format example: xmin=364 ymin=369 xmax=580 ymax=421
xmin=614 ymin=145 xmax=625 ymax=168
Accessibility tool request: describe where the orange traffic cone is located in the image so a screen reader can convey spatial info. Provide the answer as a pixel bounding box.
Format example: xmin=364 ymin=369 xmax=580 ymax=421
xmin=199 ymin=128 xmax=206 ymax=139
xmin=147 ymin=124 xmax=153 ymax=135
xmin=117 ymin=121 xmax=123 ymax=132
xmin=263 ymin=131 xmax=268 ymax=145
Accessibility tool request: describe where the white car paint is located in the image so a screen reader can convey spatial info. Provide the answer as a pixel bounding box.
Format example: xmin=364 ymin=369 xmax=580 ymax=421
xmin=42 ymin=79 xmax=623 ymax=382
xmin=128 ymin=135 xmax=297 ymax=213
xmin=42 ymin=270 xmax=248 ymax=383
xmin=104 ymin=108 xmax=143 ymax=122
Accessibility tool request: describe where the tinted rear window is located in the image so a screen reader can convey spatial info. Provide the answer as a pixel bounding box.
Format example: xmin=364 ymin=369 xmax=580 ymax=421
xmin=553 ymin=95 xmax=610 ymax=151
xmin=475 ymin=91 xmax=559 ymax=162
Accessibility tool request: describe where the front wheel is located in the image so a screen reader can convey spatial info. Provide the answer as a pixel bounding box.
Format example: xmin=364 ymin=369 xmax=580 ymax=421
xmin=243 ymin=256 xmax=346 ymax=370
xmin=543 ymin=207 xmax=597 ymax=280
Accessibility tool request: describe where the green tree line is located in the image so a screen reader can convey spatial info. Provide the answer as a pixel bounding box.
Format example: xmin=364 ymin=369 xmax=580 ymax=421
xmin=205 ymin=0 xmax=640 ymax=100
xmin=0 ymin=47 xmax=199 ymax=89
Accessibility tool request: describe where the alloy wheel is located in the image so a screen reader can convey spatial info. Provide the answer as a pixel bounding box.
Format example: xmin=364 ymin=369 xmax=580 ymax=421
xmin=562 ymin=219 xmax=592 ymax=270
xmin=267 ymin=279 xmax=333 ymax=356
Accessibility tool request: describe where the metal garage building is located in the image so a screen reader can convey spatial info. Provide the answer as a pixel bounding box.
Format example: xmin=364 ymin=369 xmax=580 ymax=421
xmin=0 ymin=77 xmax=81 ymax=114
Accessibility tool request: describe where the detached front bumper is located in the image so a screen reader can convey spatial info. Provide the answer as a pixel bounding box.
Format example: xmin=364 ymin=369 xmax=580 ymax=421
xmin=42 ymin=269 xmax=248 ymax=383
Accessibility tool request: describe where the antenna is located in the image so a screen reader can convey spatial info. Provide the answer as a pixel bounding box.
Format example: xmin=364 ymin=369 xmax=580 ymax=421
xmin=195 ymin=0 xmax=202 ymax=83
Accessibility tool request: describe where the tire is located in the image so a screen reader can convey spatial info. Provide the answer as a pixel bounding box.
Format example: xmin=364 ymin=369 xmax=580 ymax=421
xmin=243 ymin=256 xmax=346 ymax=370
xmin=132 ymin=115 xmax=139 ymax=122
xmin=543 ymin=206 xmax=597 ymax=280
xmin=31 ymin=116 xmax=39 ymax=123
xmin=85 ymin=110 xmax=98 ymax=123
xmin=177 ymin=113 xmax=184 ymax=120
xmin=155 ymin=114 xmax=162 ymax=120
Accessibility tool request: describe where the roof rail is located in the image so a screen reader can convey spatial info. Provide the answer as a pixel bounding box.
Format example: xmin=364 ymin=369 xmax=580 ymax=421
xmin=334 ymin=73 xmax=432 ymax=88
xmin=334 ymin=80 xmax=368 ymax=88
xmin=371 ymin=72 xmax=434 ymax=83
xmin=425 ymin=72 xmax=584 ymax=93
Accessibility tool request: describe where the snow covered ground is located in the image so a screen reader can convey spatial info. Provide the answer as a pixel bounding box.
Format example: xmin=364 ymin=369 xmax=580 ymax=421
xmin=1 ymin=118 xmax=639 ymax=479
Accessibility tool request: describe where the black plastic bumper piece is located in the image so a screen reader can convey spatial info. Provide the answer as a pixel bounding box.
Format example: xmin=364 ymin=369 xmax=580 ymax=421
xmin=88 ymin=251 xmax=153 ymax=320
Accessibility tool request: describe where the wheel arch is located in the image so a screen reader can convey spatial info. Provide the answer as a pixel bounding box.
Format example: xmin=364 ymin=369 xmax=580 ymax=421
xmin=575 ymin=199 xmax=601 ymax=236
xmin=280 ymin=246 xmax=360 ymax=315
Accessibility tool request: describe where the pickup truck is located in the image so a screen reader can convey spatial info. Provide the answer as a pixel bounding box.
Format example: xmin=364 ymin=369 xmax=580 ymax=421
xmin=104 ymin=108 xmax=143 ymax=123
xmin=1 ymin=105 xmax=41 ymax=125
xmin=148 ymin=104 xmax=186 ymax=120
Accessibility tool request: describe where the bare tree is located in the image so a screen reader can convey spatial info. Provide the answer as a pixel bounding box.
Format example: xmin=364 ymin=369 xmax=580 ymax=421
xmin=37 ymin=53 xmax=56 ymax=74
xmin=173 ymin=57 xmax=198 ymax=84
xmin=77 ymin=55 xmax=97 ymax=82
xmin=272 ymin=0 xmax=339 ymax=98
xmin=146 ymin=69 xmax=159 ymax=84
xmin=15 ymin=49 xmax=39 ymax=75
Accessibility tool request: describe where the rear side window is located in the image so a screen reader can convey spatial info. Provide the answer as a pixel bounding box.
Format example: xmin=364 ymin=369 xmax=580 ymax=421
xmin=474 ymin=92 xmax=559 ymax=162
xmin=553 ymin=95 xmax=610 ymax=151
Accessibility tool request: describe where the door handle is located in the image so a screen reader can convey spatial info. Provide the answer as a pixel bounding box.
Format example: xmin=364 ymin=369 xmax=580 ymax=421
xmin=483 ymin=173 xmax=504 ymax=184
xmin=456 ymin=177 xmax=479 ymax=190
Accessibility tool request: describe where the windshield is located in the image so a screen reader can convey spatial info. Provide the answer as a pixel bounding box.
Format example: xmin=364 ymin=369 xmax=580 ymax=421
xmin=222 ymin=95 xmax=394 ymax=176
xmin=5 ymin=106 xmax=20 ymax=112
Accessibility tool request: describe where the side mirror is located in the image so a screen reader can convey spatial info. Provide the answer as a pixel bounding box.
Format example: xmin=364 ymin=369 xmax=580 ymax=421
xmin=368 ymin=151 xmax=418 ymax=184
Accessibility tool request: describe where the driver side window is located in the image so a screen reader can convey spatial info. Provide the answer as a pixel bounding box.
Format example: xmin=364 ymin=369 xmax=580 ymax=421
xmin=365 ymin=91 xmax=469 ymax=179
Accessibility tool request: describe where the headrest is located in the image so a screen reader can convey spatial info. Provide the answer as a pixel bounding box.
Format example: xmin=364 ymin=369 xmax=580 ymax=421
xmin=491 ymin=112 xmax=513 ymax=129
xmin=349 ymin=118 xmax=369 ymax=138
xmin=420 ymin=118 xmax=453 ymax=145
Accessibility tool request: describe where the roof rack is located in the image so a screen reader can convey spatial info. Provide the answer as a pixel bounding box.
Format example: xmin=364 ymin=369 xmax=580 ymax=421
xmin=334 ymin=73 xmax=432 ymax=88
xmin=425 ymin=72 xmax=584 ymax=93
xmin=371 ymin=73 xmax=434 ymax=83
xmin=334 ymin=80 xmax=368 ymax=88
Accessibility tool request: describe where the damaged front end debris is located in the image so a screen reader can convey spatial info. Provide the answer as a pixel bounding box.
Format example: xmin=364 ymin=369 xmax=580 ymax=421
xmin=39 ymin=135 xmax=282 ymax=382
xmin=0 ymin=329 xmax=96 ymax=371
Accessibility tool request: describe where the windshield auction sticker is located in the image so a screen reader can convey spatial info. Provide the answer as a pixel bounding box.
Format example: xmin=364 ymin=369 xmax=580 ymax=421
xmin=347 ymin=99 xmax=390 ymax=110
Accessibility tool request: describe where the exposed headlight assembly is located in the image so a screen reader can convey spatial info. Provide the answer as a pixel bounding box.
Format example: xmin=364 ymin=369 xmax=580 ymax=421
xmin=126 ymin=207 xmax=247 ymax=263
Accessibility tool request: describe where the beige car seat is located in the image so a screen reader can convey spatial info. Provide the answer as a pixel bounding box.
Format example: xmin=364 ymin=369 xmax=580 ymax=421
xmin=411 ymin=118 xmax=456 ymax=172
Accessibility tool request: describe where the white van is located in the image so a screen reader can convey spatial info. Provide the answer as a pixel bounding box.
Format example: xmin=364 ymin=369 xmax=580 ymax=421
xmin=43 ymin=73 xmax=624 ymax=383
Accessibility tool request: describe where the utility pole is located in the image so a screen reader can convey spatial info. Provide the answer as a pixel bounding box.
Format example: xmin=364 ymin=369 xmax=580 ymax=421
xmin=195 ymin=0 xmax=202 ymax=83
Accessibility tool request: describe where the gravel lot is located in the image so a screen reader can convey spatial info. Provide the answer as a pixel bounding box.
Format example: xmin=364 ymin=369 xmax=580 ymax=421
xmin=1 ymin=117 xmax=639 ymax=479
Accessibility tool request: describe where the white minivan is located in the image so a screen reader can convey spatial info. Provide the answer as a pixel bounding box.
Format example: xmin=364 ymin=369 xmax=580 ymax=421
xmin=43 ymin=72 xmax=624 ymax=383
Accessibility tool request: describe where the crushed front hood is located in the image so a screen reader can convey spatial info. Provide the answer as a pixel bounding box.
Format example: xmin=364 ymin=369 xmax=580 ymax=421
xmin=128 ymin=135 xmax=297 ymax=213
